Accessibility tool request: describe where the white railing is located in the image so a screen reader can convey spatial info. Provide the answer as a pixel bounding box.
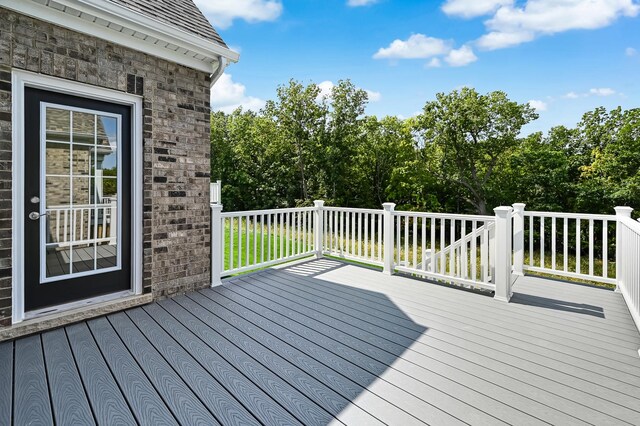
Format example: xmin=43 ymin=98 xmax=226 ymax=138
xmin=616 ymin=208 xmax=640 ymax=332
xmin=215 ymin=206 xmax=316 ymax=277
xmin=212 ymin=201 xmax=514 ymax=301
xmin=46 ymin=202 xmax=116 ymax=247
xmin=513 ymin=204 xmax=616 ymax=285
xmin=210 ymin=180 xmax=222 ymax=204
xmin=322 ymin=206 xmax=384 ymax=266
xmin=391 ymin=210 xmax=497 ymax=291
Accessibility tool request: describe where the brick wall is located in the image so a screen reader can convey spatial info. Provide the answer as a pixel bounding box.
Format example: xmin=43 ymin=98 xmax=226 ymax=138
xmin=0 ymin=8 xmax=213 ymax=326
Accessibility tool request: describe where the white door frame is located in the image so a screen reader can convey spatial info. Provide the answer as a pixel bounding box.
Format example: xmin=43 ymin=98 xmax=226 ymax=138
xmin=11 ymin=70 xmax=143 ymax=323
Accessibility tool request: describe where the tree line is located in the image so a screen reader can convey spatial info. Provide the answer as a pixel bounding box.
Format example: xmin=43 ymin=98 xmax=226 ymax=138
xmin=210 ymin=80 xmax=640 ymax=216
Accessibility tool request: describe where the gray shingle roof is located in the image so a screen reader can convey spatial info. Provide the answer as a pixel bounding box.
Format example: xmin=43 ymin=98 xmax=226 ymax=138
xmin=107 ymin=0 xmax=228 ymax=48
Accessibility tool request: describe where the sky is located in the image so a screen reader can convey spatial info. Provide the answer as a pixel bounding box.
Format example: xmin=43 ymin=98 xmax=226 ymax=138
xmin=195 ymin=0 xmax=640 ymax=135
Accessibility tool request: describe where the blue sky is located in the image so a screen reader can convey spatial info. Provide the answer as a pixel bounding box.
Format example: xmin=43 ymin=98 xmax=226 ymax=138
xmin=196 ymin=0 xmax=640 ymax=135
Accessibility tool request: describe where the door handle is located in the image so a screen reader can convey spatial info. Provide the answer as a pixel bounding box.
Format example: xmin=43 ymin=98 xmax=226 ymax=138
xmin=28 ymin=212 xmax=48 ymax=220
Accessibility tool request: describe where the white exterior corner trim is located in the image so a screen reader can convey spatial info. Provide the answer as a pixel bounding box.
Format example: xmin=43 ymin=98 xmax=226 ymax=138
xmin=0 ymin=0 xmax=239 ymax=73
xmin=11 ymin=70 xmax=144 ymax=324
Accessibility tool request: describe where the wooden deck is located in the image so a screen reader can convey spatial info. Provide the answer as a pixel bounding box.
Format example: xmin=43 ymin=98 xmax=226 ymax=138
xmin=2 ymin=258 xmax=640 ymax=425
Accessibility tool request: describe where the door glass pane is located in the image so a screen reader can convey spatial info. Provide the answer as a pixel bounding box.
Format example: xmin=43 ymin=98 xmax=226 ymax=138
xmin=46 ymin=143 xmax=71 ymax=175
xmin=72 ymin=112 xmax=95 ymax=144
xmin=45 ymin=176 xmax=70 ymax=207
xmin=72 ymin=243 xmax=95 ymax=273
xmin=42 ymin=106 xmax=120 ymax=281
xmin=71 ymin=177 xmax=92 ymax=205
xmin=46 ymin=108 xmax=70 ymax=142
xmin=72 ymin=145 xmax=93 ymax=176
xmin=45 ymin=245 xmax=71 ymax=278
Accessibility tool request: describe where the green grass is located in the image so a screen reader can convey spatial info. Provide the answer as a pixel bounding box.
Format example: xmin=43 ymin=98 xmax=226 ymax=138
xmin=223 ymin=219 xmax=313 ymax=272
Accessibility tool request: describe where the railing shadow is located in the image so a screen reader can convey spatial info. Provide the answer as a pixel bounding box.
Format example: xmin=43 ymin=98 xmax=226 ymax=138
xmin=510 ymin=292 xmax=605 ymax=318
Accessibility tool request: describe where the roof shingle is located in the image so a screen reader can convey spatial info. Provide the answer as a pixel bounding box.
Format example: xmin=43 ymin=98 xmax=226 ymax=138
xmin=106 ymin=0 xmax=228 ymax=48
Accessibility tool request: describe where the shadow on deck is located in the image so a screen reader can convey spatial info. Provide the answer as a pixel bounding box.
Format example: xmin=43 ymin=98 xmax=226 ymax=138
xmin=1 ymin=258 xmax=640 ymax=425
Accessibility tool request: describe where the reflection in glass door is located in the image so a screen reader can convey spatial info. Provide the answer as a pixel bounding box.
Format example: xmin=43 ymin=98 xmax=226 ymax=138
xmin=42 ymin=104 xmax=121 ymax=282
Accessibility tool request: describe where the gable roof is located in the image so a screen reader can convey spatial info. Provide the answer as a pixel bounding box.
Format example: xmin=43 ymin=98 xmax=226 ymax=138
xmin=106 ymin=0 xmax=228 ymax=48
xmin=1 ymin=0 xmax=239 ymax=78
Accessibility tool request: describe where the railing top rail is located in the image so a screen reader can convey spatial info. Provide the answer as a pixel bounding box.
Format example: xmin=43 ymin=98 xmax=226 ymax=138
xmin=393 ymin=210 xmax=495 ymax=221
xmin=220 ymin=206 xmax=316 ymax=217
xmin=618 ymin=215 xmax=640 ymax=235
xmin=324 ymin=206 xmax=382 ymax=214
xmin=523 ymin=211 xmax=615 ymax=220
xmin=47 ymin=204 xmax=115 ymax=210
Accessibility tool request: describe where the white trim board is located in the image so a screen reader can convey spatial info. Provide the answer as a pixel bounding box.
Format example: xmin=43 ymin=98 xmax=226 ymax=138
xmin=11 ymin=70 xmax=144 ymax=324
xmin=0 ymin=0 xmax=239 ymax=74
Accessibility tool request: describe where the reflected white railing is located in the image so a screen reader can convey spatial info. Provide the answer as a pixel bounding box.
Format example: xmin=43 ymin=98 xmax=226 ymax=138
xmin=46 ymin=201 xmax=117 ymax=247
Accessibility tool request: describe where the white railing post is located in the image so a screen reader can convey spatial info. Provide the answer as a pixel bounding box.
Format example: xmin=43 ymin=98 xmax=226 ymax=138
xmin=494 ymin=206 xmax=513 ymax=302
xmin=211 ymin=203 xmax=223 ymax=287
xmin=512 ymin=203 xmax=525 ymax=276
xmin=382 ymin=202 xmax=396 ymax=275
xmin=615 ymin=206 xmax=633 ymax=292
xmin=314 ymin=200 xmax=325 ymax=259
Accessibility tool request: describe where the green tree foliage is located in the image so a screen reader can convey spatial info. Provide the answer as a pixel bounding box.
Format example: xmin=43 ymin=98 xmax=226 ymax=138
xmin=413 ymin=88 xmax=538 ymax=214
xmin=210 ymin=81 xmax=639 ymax=215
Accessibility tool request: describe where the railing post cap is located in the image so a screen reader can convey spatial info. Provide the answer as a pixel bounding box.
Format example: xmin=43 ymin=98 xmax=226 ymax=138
xmin=494 ymin=206 xmax=513 ymax=216
xmin=211 ymin=203 xmax=223 ymax=211
xmin=313 ymin=200 xmax=325 ymax=207
xmin=382 ymin=202 xmax=396 ymax=211
xmin=614 ymin=206 xmax=633 ymax=217
xmin=512 ymin=203 xmax=526 ymax=211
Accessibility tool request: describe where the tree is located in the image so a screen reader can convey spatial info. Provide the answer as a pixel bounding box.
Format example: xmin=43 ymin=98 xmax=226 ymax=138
xmin=414 ymin=88 xmax=537 ymax=214
xmin=264 ymin=80 xmax=327 ymax=203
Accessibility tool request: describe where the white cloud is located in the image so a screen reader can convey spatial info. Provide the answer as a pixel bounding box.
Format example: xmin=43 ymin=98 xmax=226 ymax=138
xmin=317 ymin=80 xmax=381 ymax=102
xmin=444 ymin=45 xmax=478 ymax=66
xmin=347 ymin=0 xmax=378 ymax=6
xmin=210 ymin=73 xmax=266 ymax=113
xmin=563 ymin=91 xmax=581 ymax=99
xmin=442 ymin=0 xmax=513 ymax=18
xmin=477 ymin=30 xmax=534 ymax=50
xmin=528 ymin=99 xmax=547 ymax=111
xmin=194 ymin=0 xmax=282 ymax=29
xmin=562 ymin=88 xmax=618 ymax=99
xmin=366 ymin=90 xmax=382 ymax=102
xmin=626 ymin=47 xmax=638 ymax=56
xmin=589 ymin=87 xmax=616 ymax=96
xmin=476 ymin=0 xmax=640 ymax=50
xmin=426 ymin=57 xmax=442 ymax=68
xmin=373 ymin=34 xmax=452 ymax=59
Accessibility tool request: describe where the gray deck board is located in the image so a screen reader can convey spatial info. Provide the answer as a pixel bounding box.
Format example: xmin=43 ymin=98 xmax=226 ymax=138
xmin=238 ymin=268 xmax=639 ymax=424
xmin=86 ymin=317 xmax=178 ymax=426
xmin=6 ymin=258 xmax=640 ymax=425
xmin=224 ymin=276 xmax=591 ymax=425
xmin=42 ymin=328 xmax=95 ymax=425
xmin=170 ymin=295 xmax=353 ymax=425
xmin=65 ymin=322 xmax=137 ymax=425
xmin=106 ymin=311 xmax=221 ymax=425
xmin=202 ymin=289 xmax=432 ymax=423
xmin=144 ymin=301 xmax=302 ymax=426
xmin=184 ymin=291 xmax=411 ymax=426
xmin=124 ymin=307 xmax=259 ymax=426
xmin=14 ymin=335 xmax=53 ymax=425
xmin=211 ymin=282 xmax=598 ymax=425
xmin=0 ymin=341 xmax=12 ymax=426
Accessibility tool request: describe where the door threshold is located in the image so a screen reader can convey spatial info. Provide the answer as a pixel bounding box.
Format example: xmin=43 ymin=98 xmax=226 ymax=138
xmin=24 ymin=290 xmax=136 ymax=321
xmin=2 ymin=292 xmax=152 ymax=341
